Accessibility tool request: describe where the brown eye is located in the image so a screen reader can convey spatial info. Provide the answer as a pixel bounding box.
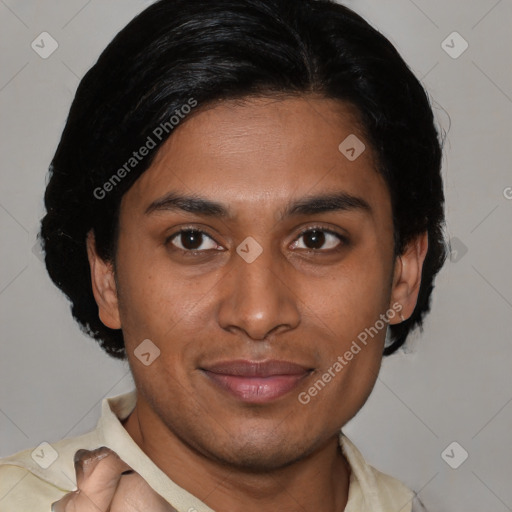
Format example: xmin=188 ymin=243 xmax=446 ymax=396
xmin=168 ymin=229 xmax=219 ymax=252
xmin=302 ymin=229 xmax=326 ymax=249
xmin=291 ymin=228 xmax=347 ymax=251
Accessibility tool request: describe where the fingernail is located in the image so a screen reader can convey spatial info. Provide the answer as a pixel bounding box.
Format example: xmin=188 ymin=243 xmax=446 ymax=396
xmin=74 ymin=447 xmax=111 ymax=476
xmin=73 ymin=449 xmax=89 ymax=464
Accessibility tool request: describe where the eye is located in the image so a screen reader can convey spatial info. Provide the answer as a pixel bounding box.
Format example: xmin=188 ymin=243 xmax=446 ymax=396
xmin=167 ymin=229 xmax=221 ymax=253
xmin=290 ymin=227 xmax=347 ymax=251
xmin=166 ymin=226 xmax=347 ymax=255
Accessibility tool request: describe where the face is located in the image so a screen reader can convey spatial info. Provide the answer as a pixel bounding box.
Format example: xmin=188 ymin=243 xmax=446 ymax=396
xmin=88 ymin=95 xmax=425 ymax=472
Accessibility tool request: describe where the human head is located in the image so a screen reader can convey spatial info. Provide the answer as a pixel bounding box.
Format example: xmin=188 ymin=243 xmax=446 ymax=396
xmin=41 ymin=0 xmax=447 ymax=359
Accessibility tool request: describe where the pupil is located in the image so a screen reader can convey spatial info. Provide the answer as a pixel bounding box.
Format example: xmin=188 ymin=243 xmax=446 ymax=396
xmin=182 ymin=230 xmax=202 ymax=250
xmin=305 ymin=230 xmax=325 ymax=249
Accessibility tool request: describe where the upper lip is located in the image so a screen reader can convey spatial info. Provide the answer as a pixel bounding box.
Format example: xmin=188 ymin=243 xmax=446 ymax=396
xmin=201 ymin=359 xmax=312 ymax=377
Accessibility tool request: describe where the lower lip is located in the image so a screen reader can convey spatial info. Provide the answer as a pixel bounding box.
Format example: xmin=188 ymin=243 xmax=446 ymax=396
xmin=202 ymin=371 xmax=310 ymax=403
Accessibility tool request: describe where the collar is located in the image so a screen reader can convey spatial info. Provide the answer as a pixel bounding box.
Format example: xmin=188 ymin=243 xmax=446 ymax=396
xmin=0 ymin=390 xmax=413 ymax=511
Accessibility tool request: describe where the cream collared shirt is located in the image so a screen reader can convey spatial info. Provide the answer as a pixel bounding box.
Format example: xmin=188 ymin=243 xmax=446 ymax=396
xmin=0 ymin=390 xmax=416 ymax=512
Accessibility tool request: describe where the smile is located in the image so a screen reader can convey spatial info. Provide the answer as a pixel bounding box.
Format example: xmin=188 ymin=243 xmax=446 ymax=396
xmin=200 ymin=359 xmax=313 ymax=403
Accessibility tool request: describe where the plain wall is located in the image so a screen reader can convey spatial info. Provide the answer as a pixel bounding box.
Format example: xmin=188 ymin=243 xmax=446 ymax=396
xmin=0 ymin=1 xmax=511 ymax=510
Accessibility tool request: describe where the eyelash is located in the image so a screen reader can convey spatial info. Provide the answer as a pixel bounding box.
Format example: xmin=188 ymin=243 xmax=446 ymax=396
xmin=165 ymin=225 xmax=349 ymax=256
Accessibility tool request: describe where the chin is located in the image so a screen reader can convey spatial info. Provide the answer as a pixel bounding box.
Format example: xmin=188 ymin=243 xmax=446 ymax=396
xmin=214 ymin=444 xmax=307 ymax=473
xmin=205 ymin=428 xmax=314 ymax=473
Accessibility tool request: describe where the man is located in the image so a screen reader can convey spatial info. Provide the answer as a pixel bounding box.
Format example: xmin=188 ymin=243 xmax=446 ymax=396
xmin=0 ymin=0 xmax=446 ymax=510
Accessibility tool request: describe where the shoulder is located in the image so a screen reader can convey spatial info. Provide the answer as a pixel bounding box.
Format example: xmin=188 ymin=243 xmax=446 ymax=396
xmin=0 ymin=430 xmax=103 ymax=511
xmin=0 ymin=464 xmax=66 ymax=511
xmin=340 ymin=433 xmax=415 ymax=512
xmin=368 ymin=464 xmax=415 ymax=507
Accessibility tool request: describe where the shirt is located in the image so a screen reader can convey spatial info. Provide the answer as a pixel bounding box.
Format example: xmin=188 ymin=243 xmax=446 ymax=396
xmin=0 ymin=390 xmax=416 ymax=512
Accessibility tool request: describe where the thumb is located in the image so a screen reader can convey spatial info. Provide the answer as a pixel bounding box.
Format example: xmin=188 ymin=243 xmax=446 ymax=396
xmin=51 ymin=447 xmax=132 ymax=511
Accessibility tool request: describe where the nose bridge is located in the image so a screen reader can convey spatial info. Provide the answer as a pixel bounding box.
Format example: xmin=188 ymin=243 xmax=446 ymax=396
xmin=238 ymin=244 xmax=279 ymax=297
xmin=234 ymin=240 xmax=284 ymax=310
xmin=217 ymin=239 xmax=300 ymax=339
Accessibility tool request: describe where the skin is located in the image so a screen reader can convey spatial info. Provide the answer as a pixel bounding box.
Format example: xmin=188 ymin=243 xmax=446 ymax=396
xmin=85 ymin=95 xmax=428 ymax=512
xmin=51 ymin=447 xmax=176 ymax=511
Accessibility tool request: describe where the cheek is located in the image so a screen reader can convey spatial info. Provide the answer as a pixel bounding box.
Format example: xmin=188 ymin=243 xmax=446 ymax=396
xmin=115 ymin=250 xmax=218 ymax=357
xmin=303 ymin=259 xmax=389 ymax=391
xmin=298 ymin=345 xmax=382 ymax=431
xmin=311 ymin=260 xmax=390 ymax=333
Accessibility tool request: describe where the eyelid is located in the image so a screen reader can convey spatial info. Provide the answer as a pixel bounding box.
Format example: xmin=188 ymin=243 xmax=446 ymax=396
xmin=291 ymin=225 xmax=349 ymax=250
xmin=166 ymin=224 xmax=349 ymax=254
xmin=294 ymin=224 xmax=348 ymax=240
xmin=166 ymin=226 xmax=221 ymax=252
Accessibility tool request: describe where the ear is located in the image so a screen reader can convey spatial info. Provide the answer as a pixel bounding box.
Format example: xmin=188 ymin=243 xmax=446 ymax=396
xmin=86 ymin=230 xmax=122 ymax=330
xmin=389 ymin=231 xmax=429 ymax=324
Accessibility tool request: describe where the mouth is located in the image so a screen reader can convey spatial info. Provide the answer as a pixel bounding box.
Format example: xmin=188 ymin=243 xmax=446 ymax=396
xmin=199 ymin=360 xmax=314 ymax=403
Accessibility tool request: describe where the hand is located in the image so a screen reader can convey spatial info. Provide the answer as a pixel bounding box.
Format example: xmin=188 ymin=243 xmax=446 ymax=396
xmin=51 ymin=446 xmax=177 ymax=511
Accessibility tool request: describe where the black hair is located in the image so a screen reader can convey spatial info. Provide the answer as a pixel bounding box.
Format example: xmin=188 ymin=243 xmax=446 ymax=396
xmin=41 ymin=0 xmax=448 ymax=359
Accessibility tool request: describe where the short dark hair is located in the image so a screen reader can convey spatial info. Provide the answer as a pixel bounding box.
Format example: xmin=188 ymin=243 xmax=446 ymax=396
xmin=41 ymin=0 xmax=448 ymax=359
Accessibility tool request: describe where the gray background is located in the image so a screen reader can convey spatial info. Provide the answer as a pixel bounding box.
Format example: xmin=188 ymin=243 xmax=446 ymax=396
xmin=1 ymin=1 xmax=511 ymax=510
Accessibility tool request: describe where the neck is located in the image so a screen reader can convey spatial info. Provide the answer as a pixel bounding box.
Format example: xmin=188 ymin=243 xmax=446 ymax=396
xmin=122 ymin=395 xmax=351 ymax=512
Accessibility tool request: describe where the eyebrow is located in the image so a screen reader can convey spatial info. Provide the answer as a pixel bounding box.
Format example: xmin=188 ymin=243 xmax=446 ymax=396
xmin=144 ymin=190 xmax=372 ymax=219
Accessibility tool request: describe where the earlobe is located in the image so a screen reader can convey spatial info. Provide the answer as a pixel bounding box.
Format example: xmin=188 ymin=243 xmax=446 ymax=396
xmin=86 ymin=231 xmax=122 ymax=330
xmin=389 ymin=231 xmax=429 ymax=324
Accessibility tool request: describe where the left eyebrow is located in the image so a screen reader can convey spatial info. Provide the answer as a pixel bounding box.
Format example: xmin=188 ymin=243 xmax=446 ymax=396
xmin=279 ymin=192 xmax=372 ymax=220
xmin=144 ymin=190 xmax=372 ymax=219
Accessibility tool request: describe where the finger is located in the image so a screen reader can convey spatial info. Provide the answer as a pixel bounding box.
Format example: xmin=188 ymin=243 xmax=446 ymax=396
xmin=110 ymin=471 xmax=179 ymax=512
xmin=75 ymin=447 xmax=132 ymax=510
xmin=51 ymin=447 xmax=132 ymax=512
xmin=74 ymin=447 xmax=131 ymax=488
xmin=51 ymin=491 xmax=78 ymax=512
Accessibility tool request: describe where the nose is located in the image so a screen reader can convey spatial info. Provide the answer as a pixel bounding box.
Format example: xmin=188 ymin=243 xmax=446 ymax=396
xmin=217 ymin=241 xmax=301 ymax=341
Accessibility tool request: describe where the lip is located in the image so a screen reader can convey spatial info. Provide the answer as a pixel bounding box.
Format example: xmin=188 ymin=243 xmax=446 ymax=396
xmin=200 ymin=359 xmax=313 ymax=403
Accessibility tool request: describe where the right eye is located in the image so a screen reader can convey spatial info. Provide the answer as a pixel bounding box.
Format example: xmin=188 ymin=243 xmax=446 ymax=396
xmin=166 ymin=229 xmax=222 ymax=254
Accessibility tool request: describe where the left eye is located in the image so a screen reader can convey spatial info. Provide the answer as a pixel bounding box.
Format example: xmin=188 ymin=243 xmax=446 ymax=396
xmin=291 ymin=228 xmax=345 ymax=251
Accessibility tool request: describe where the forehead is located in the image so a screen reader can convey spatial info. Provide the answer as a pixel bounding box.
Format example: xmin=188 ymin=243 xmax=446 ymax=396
xmin=121 ymin=95 xmax=390 ymax=221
